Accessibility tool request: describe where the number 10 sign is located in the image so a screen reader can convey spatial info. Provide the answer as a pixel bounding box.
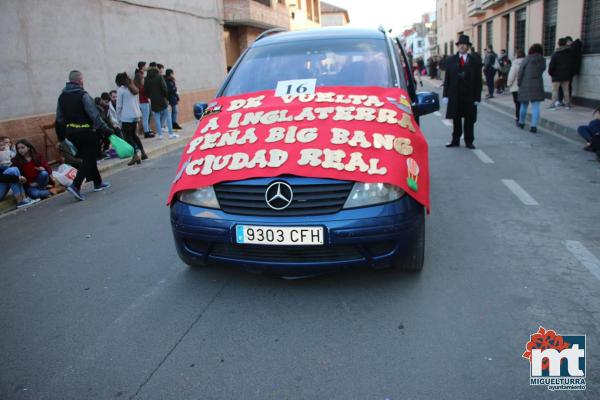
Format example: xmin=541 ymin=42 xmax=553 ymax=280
xmin=274 ymin=79 xmax=317 ymax=97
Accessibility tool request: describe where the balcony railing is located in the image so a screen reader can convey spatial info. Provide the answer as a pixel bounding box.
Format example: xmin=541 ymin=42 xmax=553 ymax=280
xmin=481 ymin=0 xmax=505 ymax=10
xmin=223 ymin=0 xmax=289 ymax=29
xmin=467 ymin=0 xmax=484 ymax=16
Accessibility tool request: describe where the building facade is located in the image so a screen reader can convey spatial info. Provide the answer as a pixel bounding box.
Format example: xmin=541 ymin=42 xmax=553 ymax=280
xmin=320 ymin=1 xmax=350 ymax=27
xmin=436 ymin=0 xmax=600 ymax=106
xmin=223 ymin=0 xmax=290 ymax=70
xmin=436 ymin=0 xmax=471 ymax=57
xmin=288 ymin=0 xmax=322 ymax=30
xmin=0 ymin=0 xmax=227 ymax=162
xmin=399 ymin=12 xmax=438 ymax=62
xmin=468 ymin=0 xmax=600 ymax=106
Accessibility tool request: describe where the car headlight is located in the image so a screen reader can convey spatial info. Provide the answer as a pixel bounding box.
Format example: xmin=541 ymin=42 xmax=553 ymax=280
xmin=178 ymin=186 xmax=220 ymax=209
xmin=343 ymin=182 xmax=405 ymax=209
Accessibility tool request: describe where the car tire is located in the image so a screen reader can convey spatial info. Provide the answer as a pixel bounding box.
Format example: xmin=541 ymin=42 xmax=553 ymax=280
xmin=393 ymin=207 xmax=425 ymax=272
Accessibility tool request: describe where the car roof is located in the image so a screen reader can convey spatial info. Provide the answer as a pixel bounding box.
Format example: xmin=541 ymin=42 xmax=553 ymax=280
xmin=253 ymin=27 xmax=387 ymax=47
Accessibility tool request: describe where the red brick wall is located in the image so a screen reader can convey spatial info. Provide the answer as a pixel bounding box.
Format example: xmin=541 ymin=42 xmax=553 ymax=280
xmin=0 ymin=88 xmax=216 ymax=164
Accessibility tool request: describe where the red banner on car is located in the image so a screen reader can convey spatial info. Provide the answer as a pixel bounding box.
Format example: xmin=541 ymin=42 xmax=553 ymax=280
xmin=167 ymin=86 xmax=430 ymax=210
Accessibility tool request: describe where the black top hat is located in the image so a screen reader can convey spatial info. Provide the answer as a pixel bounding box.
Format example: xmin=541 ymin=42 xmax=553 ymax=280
xmin=456 ymin=34 xmax=472 ymax=46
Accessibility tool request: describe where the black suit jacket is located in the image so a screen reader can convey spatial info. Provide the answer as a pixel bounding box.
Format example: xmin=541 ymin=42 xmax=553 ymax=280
xmin=443 ymin=53 xmax=482 ymax=120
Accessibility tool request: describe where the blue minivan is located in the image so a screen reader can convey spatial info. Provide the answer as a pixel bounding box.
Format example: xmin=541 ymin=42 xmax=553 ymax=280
xmin=170 ymin=27 xmax=439 ymax=275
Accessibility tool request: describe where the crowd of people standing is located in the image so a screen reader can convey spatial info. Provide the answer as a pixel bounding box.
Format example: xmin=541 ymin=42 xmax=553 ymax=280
xmin=437 ymin=33 xmax=599 ymax=162
xmin=0 ymin=60 xmax=184 ymax=207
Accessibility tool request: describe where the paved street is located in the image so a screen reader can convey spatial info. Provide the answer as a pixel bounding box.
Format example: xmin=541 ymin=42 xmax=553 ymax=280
xmin=1 ymin=97 xmax=599 ymax=399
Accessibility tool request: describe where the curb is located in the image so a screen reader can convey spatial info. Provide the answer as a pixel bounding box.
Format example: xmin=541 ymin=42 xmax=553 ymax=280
xmin=421 ymin=78 xmax=585 ymax=145
xmin=479 ymin=98 xmax=580 ymax=141
xmin=0 ymin=131 xmax=191 ymax=218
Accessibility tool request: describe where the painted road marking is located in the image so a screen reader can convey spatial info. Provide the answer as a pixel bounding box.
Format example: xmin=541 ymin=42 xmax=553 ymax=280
xmin=501 ymin=179 xmax=539 ymax=205
xmin=442 ymin=119 xmax=453 ymax=127
xmin=566 ymin=240 xmax=600 ymax=282
xmin=434 ymin=111 xmax=442 ymax=117
xmin=473 ymin=149 xmax=494 ymax=164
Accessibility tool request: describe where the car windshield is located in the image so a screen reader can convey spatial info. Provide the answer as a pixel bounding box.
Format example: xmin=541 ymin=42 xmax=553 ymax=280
xmin=222 ymin=38 xmax=395 ymax=96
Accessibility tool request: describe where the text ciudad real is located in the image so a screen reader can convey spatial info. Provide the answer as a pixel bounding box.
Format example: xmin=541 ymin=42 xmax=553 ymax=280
xmin=183 ymin=92 xmax=417 ymax=177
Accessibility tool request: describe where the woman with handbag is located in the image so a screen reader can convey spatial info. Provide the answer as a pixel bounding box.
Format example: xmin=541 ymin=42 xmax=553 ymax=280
xmin=115 ymin=72 xmax=147 ymax=165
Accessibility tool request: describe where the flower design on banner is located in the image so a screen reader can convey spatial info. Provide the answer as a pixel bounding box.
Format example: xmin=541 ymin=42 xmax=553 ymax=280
xmin=522 ymin=326 xmax=570 ymax=370
xmin=406 ymin=158 xmax=419 ymax=192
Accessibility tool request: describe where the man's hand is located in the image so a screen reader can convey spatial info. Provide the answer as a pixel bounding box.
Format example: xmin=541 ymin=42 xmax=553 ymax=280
xmin=29 ymin=182 xmax=38 ymax=187
xmin=474 ymin=101 xmax=480 ymax=106
xmin=18 ymin=176 xmax=27 ymax=184
xmin=442 ymin=97 xmax=449 ymax=104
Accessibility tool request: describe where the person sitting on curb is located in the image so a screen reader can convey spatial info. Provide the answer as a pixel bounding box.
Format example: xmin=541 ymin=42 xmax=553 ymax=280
xmin=578 ymin=106 xmax=600 ymax=152
xmin=11 ymin=139 xmax=55 ymax=199
xmin=0 ymin=167 xmax=40 ymax=209
xmin=0 ymin=137 xmax=12 ymax=173
xmin=2 ymin=136 xmax=17 ymax=158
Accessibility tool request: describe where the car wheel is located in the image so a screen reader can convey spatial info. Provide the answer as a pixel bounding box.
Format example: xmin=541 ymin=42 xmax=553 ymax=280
xmin=393 ymin=208 xmax=425 ymax=272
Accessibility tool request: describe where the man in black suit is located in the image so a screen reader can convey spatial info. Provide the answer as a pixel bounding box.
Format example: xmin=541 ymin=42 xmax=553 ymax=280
xmin=442 ymin=34 xmax=482 ymax=149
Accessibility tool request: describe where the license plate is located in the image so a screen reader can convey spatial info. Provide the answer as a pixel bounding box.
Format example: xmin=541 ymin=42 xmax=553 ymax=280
xmin=235 ymin=225 xmax=324 ymax=246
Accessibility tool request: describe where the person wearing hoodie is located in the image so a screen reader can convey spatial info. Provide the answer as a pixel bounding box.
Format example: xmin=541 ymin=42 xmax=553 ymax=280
xmin=165 ymin=69 xmax=182 ymax=131
xmin=55 ymin=70 xmax=114 ymax=201
xmin=549 ymin=38 xmax=573 ymax=110
xmin=506 ymin=48 xmax=526 ymax=125
xmin=517 ymin=44 xmax=546 ymax=133
xmin=144 ymin=63 xmax=179 ymax=140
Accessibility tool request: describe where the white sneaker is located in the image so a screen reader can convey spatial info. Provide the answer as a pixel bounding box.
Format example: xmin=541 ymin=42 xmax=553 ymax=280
xmin=16 ymin=197 xmax=40 ymax=209
xmin=157 ymin=135 xmax=164 ymax=140
xmin=168 ymin=133 xmax=180 ymax=139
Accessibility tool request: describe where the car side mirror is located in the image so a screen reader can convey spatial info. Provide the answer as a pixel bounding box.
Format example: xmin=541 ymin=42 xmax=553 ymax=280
xmin=193 ymin=102 xmax=208 ymax=120
xmin=413 ymin=91 xmax=440 ymax=117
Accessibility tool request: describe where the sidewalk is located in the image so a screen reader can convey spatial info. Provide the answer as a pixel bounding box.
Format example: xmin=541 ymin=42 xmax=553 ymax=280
xmin=422 ymin=76 xmax=594 ymax=143
xmin=0 ymin=121 xmax=196 ymax=215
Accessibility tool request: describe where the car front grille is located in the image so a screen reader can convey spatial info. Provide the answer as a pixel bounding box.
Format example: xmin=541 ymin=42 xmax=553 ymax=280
xmin=209 ymin=243 xmax=363 ymax=263
xmin=214 ymin=182 xmax=353 ymax=216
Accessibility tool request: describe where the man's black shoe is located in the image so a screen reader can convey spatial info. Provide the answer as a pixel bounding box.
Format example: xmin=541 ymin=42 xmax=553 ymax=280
xmin=445 ymin=142 xmax=460 ymax=148
xmin=466 ymin=143 xmax=476 ymax=149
